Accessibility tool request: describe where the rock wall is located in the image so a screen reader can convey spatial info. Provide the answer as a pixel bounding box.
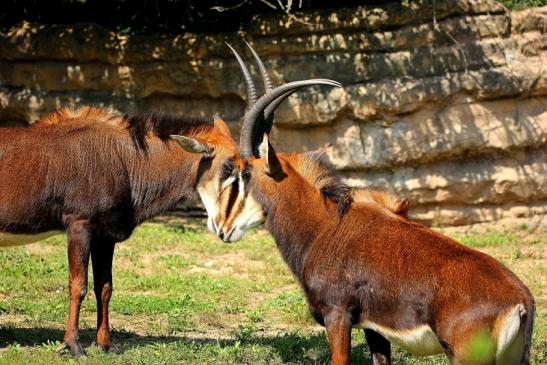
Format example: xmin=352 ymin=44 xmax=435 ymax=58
xmin=0 ymin=0 xmax=545 ymax=225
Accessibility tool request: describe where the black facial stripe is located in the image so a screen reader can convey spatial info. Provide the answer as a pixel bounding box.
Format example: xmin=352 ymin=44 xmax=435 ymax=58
xmin=225 ymin=178 xmax=240 ymax=217
xmin=219 ymin=157 xmax=235 ymax=183
xmin=231 ymin=188 xmax=247 ymax=219
xmin=241 ymin=165 xmax=251 ymax=184
xmin=242 ymin=165 xmax=252 ymax=197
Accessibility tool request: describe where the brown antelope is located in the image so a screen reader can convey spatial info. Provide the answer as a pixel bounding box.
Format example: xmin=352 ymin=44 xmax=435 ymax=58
xmin=0 ymin=50 xmax=339 ymax=356
xmin=207 ymin=46 xmax=536 ymax=365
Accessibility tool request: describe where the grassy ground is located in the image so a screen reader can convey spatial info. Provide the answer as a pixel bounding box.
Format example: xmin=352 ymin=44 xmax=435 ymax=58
xmin=497 ymin=0 xmax=546 ymax=10
xmin=0 ymin=217 xmax=545 ymax=364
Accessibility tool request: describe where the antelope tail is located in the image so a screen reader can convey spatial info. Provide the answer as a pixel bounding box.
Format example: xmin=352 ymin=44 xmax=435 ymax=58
xmin=495 ymin=303 xmax=535 ymax=365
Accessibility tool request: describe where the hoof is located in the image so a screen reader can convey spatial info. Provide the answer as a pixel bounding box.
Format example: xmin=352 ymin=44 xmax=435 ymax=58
xmin=94 ymin=341 xmax=122 ymax=354
xmin=106 ymin=343 xmax=123 ymax=354
xmin=56 ymin=341 xmax=86 ymax=357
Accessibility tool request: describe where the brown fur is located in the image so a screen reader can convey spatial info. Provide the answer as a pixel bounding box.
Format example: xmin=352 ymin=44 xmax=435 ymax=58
xmin=289 ymin=151 xmax=352 ymax=215
xmin=276 ymin=152 xmax=408 ymax=218
xmin=216 ymin=150 xmax=535 ymax=365
xmin=35 ymin=105 xmax=126 ymax=128
xmin=351 ymin=188 xmax=409 ymax=218
xmin=0 ymin=105 xmax=238 ymax=355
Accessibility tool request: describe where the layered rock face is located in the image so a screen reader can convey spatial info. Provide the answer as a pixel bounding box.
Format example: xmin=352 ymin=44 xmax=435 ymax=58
xmin=0 ymin=0 xmax=545 ymax=225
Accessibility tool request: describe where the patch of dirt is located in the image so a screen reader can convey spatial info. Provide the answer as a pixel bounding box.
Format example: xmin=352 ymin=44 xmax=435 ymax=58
xmin=435 ymin=215 xmax=547 ymax=242
xmin=186 ymin=251 xmax=267 ymax=279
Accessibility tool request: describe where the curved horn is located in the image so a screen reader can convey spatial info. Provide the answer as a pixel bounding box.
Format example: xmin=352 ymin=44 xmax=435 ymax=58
xmin=226 ymin=42 xmax=257 ymax=105
xmin=239 ymin=79 xmax=342 ymax=158
xmin=245 ymin=41 xmax=276 ymax=136
xmin=262 ymin=90 xmax=293 ymax=135
xmin=245 ymin=41 xmax=273 ymax=94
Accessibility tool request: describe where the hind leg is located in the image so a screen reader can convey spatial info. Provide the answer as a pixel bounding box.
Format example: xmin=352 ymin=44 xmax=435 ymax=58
xmin=91 ymin=239 xmax=118 ymax=353
xmin=364 ymin=329 xmax=391 ymax=365
xmin=440 ymin=323 xmax=496 ymax=365
xmin=443 ymin=347 xmax=495 ymax=365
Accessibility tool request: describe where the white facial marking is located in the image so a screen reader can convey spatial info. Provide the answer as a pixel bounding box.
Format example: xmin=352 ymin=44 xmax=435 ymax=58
xmin=0 ymin=231 xmax=63 ymax=247
xmin=356 ymin=321 xmax=443 ymax=356
xmin=238 ymin=170 xmax=245 ymax=196
xmin=223 ymin=193 xmax=264 ymax=243
xmin=221 ymin=175 xmax=236 ymax=190
xmin=197 ymin=180 xmax=220 ymax=235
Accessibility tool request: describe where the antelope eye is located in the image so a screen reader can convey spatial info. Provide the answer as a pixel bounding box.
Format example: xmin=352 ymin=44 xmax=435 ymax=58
xmin=219 ymin=157 xmax=235 ymax=183
xmin=220 ymin=157 xmax=240 ymax=191
xmin=241 ymin=165 xmax=251 ymax=184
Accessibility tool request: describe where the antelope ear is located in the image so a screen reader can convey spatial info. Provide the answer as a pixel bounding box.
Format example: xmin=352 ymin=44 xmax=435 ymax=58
xmin=258 ymin=134 xmax=284 ymax=178
xmin=213 ymin=114 xmax=233 ymax=138
xmin=171 ymin=135 xmax=214 ymax=157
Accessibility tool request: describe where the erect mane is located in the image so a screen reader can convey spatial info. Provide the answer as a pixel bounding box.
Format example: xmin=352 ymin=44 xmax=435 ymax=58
xmin=35 ymin=106 xmax=215 ymax=152
xmin=290 ymin=151 xmax=352 ymax=216
xmin=351 ymin=188 xmax=410 ymax=218
xmin=125 ymin=111 xmax=213 ymax=151
xmin=35 ymin=105 xmax=125 ymax=128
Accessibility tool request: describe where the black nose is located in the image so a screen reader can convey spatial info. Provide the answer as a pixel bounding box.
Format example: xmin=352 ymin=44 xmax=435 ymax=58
xmin=219 ymin=231 xmax=224 ymax=240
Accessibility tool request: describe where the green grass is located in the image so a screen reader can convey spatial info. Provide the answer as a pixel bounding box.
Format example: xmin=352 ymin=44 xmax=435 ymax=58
xmin=452 ymin=231 xmax=519 ymax=247
xmin=497 ymin=0 xmax=547 ymax=10
xmin=0 ymin=218 xmax=545 ymax=364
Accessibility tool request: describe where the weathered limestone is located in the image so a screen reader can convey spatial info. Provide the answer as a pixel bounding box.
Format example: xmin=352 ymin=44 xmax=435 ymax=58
xmin=0 ymin=0 xmax=545 ymax=225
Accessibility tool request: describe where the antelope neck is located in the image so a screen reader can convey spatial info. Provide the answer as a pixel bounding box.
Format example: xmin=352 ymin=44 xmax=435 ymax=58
xmin=262 ymin=184 xmax=338 ymax=280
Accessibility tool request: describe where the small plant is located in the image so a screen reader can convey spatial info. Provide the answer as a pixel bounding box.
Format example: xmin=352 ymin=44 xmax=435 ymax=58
xmin=7 ymin=343 xmax=22 ymax=355
xmin=223 ymin=303 xmax=244 ymax=314
xmin=41 ymin=340 xmax=62 ymax=352
xmin=512 ymin=247 xmax=523 ymax=260
xmin=230 ymin=323 xmax=257 ymax=343
xmin=246 ymin=308 xmax=265 ymax=323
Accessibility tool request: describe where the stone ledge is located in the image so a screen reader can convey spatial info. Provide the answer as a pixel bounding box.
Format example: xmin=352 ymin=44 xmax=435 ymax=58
xmin=272 ymin=96 xmax=547 ymax=169
xmin=409 ymin=201 xmax=547 ymax=226
xmin=246 ymin=0 xmax=506 ymax=37
xmin=344 ymin=147 xmax=546 ymax=207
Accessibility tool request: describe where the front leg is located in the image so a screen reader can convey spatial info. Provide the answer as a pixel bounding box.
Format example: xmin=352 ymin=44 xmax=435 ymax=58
xmin=365 ymin=329 xmax=392 ymax=365
xmin=91 ymin=239 xmax=117 ymax=352
xmin=324 ymin=309 xmax=352 ymax=365
xmin=59 ymin=220 xmax=91 ymax=356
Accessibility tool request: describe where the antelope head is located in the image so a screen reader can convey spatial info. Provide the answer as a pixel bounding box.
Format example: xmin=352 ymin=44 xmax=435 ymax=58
xmin=205 ymin=42 xmax=341 ymax=242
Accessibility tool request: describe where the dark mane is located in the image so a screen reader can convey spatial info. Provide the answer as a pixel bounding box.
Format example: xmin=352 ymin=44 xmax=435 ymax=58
xmin=292 ymin=151 xmax=353 ymax=216
xmin=125 ymin=112 xmax=214 ymax=151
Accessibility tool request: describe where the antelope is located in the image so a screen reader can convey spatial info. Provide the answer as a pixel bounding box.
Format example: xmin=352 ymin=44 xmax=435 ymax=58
xmin=0 ymin=47 xmax=339 ymax=356
xmin=206 ymin=46 xmax=536 ymax=365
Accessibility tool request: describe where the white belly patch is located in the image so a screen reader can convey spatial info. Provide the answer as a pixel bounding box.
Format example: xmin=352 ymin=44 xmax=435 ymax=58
xmin=357 ymin=321 xmax=444 ymax=356
xmin=0 ymin=231 xmax=63 ymax=247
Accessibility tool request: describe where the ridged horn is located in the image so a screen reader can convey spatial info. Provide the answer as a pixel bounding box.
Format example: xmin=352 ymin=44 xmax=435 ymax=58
xmin=245 ymin=41 xmax=273 ymax=94
xmin=239 ymin=79 xmax=342 ymax=158
xmin=262 ymin=90 xmax=293 ymax=135
xmin=226 ymin=42 xmax=257 ymax=105
xmin=245 ymin=41 xmax=276 ymax=136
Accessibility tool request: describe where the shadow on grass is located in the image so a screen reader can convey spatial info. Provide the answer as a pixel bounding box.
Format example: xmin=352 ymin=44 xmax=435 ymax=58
xmin=0 ymin=327 xmax=182 ymax=348
xmin=0 ymin=327 xmax=373 ymax=364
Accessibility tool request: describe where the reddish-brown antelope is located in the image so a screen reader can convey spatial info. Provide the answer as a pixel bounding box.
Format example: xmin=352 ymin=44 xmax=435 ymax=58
xmin=208 ymin=46 xmax=536 ymax=365
xmin=0 ymin=52 xmax=339 ymax=356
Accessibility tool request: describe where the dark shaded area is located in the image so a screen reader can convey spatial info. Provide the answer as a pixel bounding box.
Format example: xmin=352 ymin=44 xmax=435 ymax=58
xmin=0 ymin=0 xmax=399 ymax=34
xmin=0 ymin=326 xmax=374 ymax=364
